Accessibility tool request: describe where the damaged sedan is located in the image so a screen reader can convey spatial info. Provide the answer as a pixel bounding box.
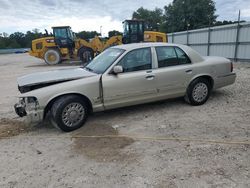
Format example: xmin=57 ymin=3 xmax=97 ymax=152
xmin=14 ymin=43 xmax=236 ymax=132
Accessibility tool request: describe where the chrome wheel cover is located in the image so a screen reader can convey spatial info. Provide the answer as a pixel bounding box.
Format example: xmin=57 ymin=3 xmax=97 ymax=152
xmin=192 ymin=83 xmax=208 ymax=102
xmin=62 ymin=102 xmax=85 ymax=127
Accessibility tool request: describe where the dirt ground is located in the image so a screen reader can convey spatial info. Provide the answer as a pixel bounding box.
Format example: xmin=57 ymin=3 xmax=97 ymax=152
xmin=0 ymin=53 xmax=249 ymax=188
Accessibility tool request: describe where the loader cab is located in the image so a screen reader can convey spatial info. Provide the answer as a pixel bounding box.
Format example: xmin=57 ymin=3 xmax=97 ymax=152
xmin=122 ymin=20 xmax=145 ymax=44
xmin=52 ymin=26 xmax=75 ymax=49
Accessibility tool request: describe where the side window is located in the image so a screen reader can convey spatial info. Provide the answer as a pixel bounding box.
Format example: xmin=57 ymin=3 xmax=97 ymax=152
xmin=155 ymin=47 xmax=178 ymax=67
xmin=118 ymin=48 xmax=152 ymax=73
xmin=175 ymin=47 xmax=191 ymax=64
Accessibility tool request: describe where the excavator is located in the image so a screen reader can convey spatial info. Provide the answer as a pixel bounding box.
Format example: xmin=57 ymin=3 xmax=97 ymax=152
xmin=29 ymin=20 xmax=167 ymax=65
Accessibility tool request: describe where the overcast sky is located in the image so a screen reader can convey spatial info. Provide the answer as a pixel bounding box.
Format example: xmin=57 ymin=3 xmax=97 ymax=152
xmin=0 ymin=0 xmax=250 ymax=36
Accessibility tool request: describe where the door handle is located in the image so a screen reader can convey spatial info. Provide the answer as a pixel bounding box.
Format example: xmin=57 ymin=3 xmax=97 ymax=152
xmin=185 ymin=69 xmax=192 ymax=74
xmin=145 ymin=75 xmax=155 ymax=80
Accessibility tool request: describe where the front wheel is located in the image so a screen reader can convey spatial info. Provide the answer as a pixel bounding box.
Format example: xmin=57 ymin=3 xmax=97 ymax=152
xmin=51 ymin=95 xmax=88 ymax=132
xmin=185 ymin=78 xmax=211 ymax=106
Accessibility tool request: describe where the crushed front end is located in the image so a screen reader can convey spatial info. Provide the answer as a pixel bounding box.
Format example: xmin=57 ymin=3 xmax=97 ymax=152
xmin=14 ymin=96 xmax=43 ymax=122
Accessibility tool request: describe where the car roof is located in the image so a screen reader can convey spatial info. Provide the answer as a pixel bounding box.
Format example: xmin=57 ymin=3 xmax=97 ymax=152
xmin=112 ymin=42 xmax=204 ymax=63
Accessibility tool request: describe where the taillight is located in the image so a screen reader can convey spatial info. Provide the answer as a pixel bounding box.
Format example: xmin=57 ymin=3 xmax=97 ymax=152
xmin=230 ymin=62 xmax=233 ymax=72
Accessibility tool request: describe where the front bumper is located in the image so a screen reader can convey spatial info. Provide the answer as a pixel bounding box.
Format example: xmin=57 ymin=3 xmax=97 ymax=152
xmin=14 ymin=98 xmax=44 ymax=122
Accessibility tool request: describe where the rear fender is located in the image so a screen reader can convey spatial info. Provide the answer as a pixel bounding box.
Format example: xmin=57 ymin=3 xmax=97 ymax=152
xmin=188 ymin=74 xmax=214 ymax=89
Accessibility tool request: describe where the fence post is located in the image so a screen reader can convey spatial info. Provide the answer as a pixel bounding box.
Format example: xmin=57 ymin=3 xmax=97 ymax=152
xmin=186 ymin=31 xmax=189 ymax=46
xmin=234 ymin=10 xmax=241 ymax=62
xmin=172 ymin=33 xmax=174 ymax=43
xmin=207 ymin=27 xmax=211 ymax=56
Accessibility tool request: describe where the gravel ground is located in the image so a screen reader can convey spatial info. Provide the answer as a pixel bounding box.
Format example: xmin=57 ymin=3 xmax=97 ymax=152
xmin=0 ymin=53 xmax=249 ymax=188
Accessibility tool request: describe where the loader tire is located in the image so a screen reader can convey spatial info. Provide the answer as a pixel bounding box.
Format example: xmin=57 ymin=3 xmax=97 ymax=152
xmin=44 ymin=49 xmax=61 ymax=65
xmin=78 ymin=48 xmax=94 ymax=64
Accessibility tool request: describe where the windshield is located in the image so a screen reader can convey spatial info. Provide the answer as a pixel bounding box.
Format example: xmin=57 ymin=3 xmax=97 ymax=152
xmin=85 ymin=48 xmax=125 ymax=74
xmin=54 ymin=28 xmax=67 ymax=39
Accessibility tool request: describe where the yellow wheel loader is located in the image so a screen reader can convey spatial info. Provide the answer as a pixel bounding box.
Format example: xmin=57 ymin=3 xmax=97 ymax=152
xmin=29 ymin=20 xmax=167 ymax=65
xmin=122 ymin=20 xmax=167 ymax=44
xmin=29 ymin=26 xmax=122 ymax=65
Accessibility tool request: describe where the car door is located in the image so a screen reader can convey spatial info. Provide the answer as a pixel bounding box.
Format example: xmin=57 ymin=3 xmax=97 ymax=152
xmin=153 ymin=46 xmax=194 ymax=98
xmin=102 ymin=47 xmax=157 ymax=109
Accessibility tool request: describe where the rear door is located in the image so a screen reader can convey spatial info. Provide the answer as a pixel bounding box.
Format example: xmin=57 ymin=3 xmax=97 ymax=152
xmin=102 ymin=47 xmax=157 ymax=109
xmin=153 ymin=46 xmax=194 ymax=98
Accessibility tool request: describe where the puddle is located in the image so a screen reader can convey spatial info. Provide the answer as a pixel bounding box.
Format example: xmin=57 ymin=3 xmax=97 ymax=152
xmin=0 ymin=118 xmax=32 ymax=138
xmin=72 ymin=123 xmax=137 ymax=163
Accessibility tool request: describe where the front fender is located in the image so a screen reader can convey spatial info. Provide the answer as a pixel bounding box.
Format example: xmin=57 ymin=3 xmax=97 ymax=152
xmin=18 ymin=75 xmax=102 ymax=111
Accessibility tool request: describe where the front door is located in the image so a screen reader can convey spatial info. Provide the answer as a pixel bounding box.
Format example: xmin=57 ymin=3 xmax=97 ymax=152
xmin=102 ymin=47 xmax=157 ymax=109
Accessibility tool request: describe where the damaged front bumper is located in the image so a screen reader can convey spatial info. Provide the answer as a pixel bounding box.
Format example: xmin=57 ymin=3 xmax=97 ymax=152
xmin=14 ymin=97 xmax=43 ymax=122
xmin=14 ymin=102 xmax=27 ymax=117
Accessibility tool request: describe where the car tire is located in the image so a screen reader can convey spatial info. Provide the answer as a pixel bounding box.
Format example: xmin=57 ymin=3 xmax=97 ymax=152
xmin=51 ymin=95 xmax=88 ymax=132
xmin=185 ymin=78 xmax=211 ymax=106
xmin=44 ymin=49 xmax=61 ymax=65
xmin=78 ymin=47 xmax=94 ymax=64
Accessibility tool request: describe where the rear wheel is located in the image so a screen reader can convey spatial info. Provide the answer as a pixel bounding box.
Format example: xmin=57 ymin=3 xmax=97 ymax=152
xmin=44 ymin=49 xmax=61 ymax=65
xmin=78 ymin=48 xmax=94 ymax=64
xmin=185 ymin=78 xmax=211 ymax=105
xmin=51 ymin=95 xmax=88 ymax=132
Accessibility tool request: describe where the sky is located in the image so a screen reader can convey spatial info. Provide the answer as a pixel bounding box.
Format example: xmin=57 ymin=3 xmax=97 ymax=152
xmin=0 ymin=0 xmax=250 ymax=36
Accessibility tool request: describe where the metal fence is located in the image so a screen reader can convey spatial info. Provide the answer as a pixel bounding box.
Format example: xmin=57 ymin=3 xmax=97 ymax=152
xmin=167 ymin=22 xmax=250 ymax=62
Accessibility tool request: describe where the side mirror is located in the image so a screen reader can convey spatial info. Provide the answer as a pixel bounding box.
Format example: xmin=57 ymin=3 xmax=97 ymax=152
xmin=113 ymin=65 xmax=123 ymax=74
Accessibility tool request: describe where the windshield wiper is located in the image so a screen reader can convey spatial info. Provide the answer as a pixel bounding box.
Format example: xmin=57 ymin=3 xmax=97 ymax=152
xmin=84 ymin=67 xmax=94 ymax=72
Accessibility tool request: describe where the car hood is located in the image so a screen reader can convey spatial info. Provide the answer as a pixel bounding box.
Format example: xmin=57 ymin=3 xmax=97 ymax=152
xmin=17 ymin=67 xmax=97 ymax=93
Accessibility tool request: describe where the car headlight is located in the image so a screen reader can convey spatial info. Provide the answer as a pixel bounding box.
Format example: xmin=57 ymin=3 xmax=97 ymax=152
xmin=19 ymin=96 xmax=39 ymax=111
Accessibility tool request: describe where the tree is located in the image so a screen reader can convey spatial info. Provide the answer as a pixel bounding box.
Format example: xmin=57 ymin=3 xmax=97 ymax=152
xmin=25 ymin=30 xmax=43 ymax=47
xmin=76 ymin=31 xmax=100 ymax=40
xmin=163 ymin=0 xmax=217 ymax=32
xmin=132 ymin=7 xmax=164 ymax=31
xmin=7 ymin=39 xmax=21 ymax=48
xmin=0 ymin=38 xmax=6 ymax=48
xmin=108 ymin=30 xmax=123 ymax=38
xmin=9 ymin=32 xmax=26 ymax=47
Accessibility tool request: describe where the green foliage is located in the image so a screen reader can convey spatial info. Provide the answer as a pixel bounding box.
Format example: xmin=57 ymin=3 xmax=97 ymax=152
xmin=0 ymin=37 xmax=21 ymax=48
xmin=108 ymin=30 xmax=123 ymax=38
xmin=25 ymin=31 xmax=44 ymax=47
xmin=163 ymin=0 xmax=217 ymax=32
xmin=132 ymin=7 xmax=164 ymax=31
xmin=9 ymin=32 xmax=26 ymax=47
xmin=0 ymin=38 xmax=7 ymax=48
xmin=131 ymin=0 xmax=237 ymax=33
xmin=0 ymin=29 xmax=44 ymax=49
xmin=76 ymin=31 xmax=100 ymax=40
